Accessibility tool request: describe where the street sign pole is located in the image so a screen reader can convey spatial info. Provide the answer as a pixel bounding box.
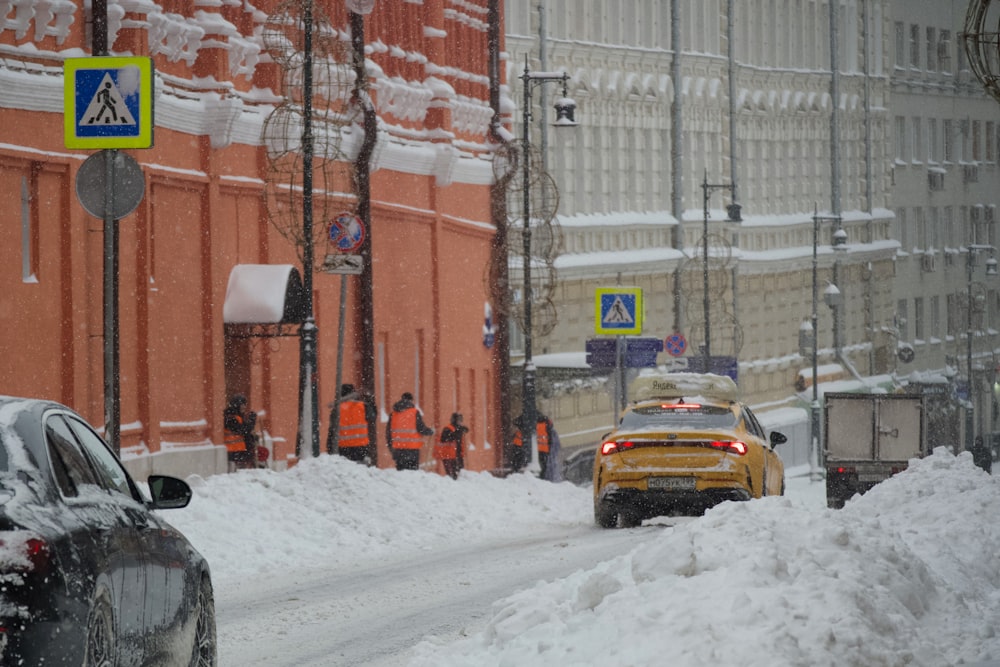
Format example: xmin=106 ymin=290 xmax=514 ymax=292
xmin=103 ymin=147 xmax=120 ymax=454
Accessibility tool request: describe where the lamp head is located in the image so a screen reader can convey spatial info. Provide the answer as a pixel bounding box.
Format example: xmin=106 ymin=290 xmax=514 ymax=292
xmin=553 ymin=96 xmax=577 ymax=126
xmin=987 ymin=256 xmax=999 ymax=276
xmin=832 ymin=227 xmax=848 ymax=249
xmin=823 ymin=283 xmax=843 ymax=308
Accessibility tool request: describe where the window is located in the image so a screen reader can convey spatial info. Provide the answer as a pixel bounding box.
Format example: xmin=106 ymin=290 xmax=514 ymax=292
xmin=909 ymin=24 xmax=920 ymax=67
xmin=911 ymin=117 xmax=923 ymax=162
xmin=987 ymin=122 xmax=996 ymax=162
xmin=973 ymin=120 xmax=982 ymax=161
xmin=928 ymin=118 xmax=938 ymax=162
xmin=947 ymin=293 xmax=960 ymax=337
xmin=897 ymin=299 xmax=909 ymax=341
xmin=915 ymin=207 xmax=926 ymax=249
xmin=897 ymin=207 xmax=909 ymax=249
xmin=944 ymin=119 xmax=954 ymax=161
xmin=930 ymin=295 xmax=940 ymax=339
xmin=894 ymin=21 xmax=905 ymax=67
xmin=928 ymin=207 xmax=940 ymax=249
xmin=20 ymin=166 xmax=40 ymax=284
xmin=68 ymin=417 xmax=134 ymax=498
xmin=46 ymin=416 xmax=101 ymax=498
xmin=939 ymin=30 xmax=952 ymax=72
xmin=914 ymin=298 xmax=925 ymax=341
xmin=895 ymin=116 xmax=907 ymax=161
xmin=926 ymin=27 xmax=936 ymax=70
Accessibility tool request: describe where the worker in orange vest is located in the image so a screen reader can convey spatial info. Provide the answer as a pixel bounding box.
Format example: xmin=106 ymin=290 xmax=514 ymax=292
xmin=510 ymin=413 xmax=560 ymax=480
xmin=223 ymin=394 xmax=258 ymax=472
xmin=435 ymin=412 xmax=468 ymax=479
xmin=326 ymin=384 xmax=375 ymax=464
xmin=386 ymin=392 xmax=434 ymax=471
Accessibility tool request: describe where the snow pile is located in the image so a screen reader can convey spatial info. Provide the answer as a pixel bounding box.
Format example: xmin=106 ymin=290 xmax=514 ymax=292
xmin=407 ymin=448 xmax=1000 ymax=667
xmin=167 ymin=455 xmax=592 ymax=588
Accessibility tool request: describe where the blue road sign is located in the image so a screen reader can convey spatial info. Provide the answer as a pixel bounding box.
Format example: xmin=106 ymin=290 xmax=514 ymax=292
xmin=686 ymin=355 xmax=739 ymax=381
xmin=585 ymin=337 xmax=663 ymax=369
xmin=585 ymin=338 xmax=617 ymax=354
xmin=64 ymin=57 xmax=154 ymax=149
xmin=595 ymin=287 xmax=642 ymax=335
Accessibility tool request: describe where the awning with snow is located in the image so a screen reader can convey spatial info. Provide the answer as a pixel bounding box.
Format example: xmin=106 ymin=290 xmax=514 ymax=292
xmin=223 ymin=264 xmax=305 ymax=325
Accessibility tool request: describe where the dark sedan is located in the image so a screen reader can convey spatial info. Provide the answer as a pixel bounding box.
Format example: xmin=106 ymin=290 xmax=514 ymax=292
xmin=0 ymin=396 xmax=216 ymax=666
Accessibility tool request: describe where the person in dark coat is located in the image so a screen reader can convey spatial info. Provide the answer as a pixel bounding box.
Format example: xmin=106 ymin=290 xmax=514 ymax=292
xmin=507 ymin=414 xmax=528 ymax=473
xmin=971 ymin=435 xmax=992 ymax=473
xmin=386 ymin=392 xmax=434 ymax=471
xmin=223 ymin=394 xmax=257 ymax=471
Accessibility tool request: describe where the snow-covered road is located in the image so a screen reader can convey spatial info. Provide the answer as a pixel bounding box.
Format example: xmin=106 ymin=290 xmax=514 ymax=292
xmin=216 ymin=524 xmax=658 ymax=666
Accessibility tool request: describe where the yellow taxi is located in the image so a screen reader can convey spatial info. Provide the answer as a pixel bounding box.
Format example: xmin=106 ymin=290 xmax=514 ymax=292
xmin=593 ymin=372 xmax=787 ymax=527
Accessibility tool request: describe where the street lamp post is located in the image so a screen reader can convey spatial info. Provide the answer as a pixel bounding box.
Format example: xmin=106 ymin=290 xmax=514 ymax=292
xmin=700 ymin=172 xmax=740 ymax=370
xmin=810 ymin=209 xmax=843 ymax=479
xmin=518 ymin=60 xmax=575 ymax=472
xmin=296 ymin=0 xmax=320 ymax=458
xmin=965 ymin=244 xmax=998 ymax=452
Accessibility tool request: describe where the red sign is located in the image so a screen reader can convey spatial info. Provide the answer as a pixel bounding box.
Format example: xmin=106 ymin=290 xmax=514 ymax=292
xmin=665 ymin=333 xmax=687 ymax=357
xmin=328 ymin=212 xmax=365 ymax=253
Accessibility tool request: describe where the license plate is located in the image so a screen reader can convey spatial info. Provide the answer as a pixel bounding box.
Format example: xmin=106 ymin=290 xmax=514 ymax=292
xmin=648 ymin=476 xmax=695 ymax=491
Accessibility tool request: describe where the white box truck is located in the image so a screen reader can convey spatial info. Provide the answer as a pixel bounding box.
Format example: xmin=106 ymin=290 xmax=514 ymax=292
xmin=823 ymin=392 xmax=927 ymax=508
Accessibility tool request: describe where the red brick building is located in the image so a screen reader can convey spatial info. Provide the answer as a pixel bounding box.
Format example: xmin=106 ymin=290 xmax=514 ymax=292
xmin=0 ymin=0 xmax=506 ymax=476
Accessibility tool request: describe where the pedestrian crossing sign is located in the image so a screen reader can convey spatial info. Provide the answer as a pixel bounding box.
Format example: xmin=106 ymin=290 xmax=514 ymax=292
xmin=595 ymin=287 xmax=643 ymax=335
xmin=64 ymin=57 xmax=154 ymax=149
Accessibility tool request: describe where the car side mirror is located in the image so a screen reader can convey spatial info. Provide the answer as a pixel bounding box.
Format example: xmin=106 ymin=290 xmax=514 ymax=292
xmin=147 ymin=475 xmax=193 ymax=510
xmin=769 ymin=431 xmax=787 ymax=447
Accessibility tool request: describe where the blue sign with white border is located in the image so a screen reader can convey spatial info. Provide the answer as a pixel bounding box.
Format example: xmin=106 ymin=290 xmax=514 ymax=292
xmin=64 ymin=57 xmax=154 ymax=149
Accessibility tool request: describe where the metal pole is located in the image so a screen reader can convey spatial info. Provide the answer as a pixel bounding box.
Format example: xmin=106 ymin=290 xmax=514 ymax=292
xmin=92 ymin=0 xmax=121 ymax=455
xmin=968 ymin=249 xmax=975 ymax=453
xmin=702 ymin=171 xmax=711 ymax=369
xmin=349 ymin=11 xmax=378 ymax=464
xmin=486 ymin=0 xmax=512 ymax=471
xmin=520 ymin=60 xmax=538 ymax=471
xmin=811 ymin=207 xmax=821 ymax=480
xmin=297 ymin=0 xmax=320 ymax=459
xmin=330 ymin=274 xmax=348 ymax=455
xmin=670 ymin=0 xmax=684 ymax=336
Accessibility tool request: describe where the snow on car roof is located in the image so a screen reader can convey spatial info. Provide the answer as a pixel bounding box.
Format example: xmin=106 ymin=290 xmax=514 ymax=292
xmin=629 ymin=372 xmax=740 ymax=403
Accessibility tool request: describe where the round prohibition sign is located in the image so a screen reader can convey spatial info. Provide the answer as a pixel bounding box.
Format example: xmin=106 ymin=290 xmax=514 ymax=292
xmin=665 ymin=333 xmax=687 ymax=357
xmin=328 ymin=211 xmax=366 ymax=253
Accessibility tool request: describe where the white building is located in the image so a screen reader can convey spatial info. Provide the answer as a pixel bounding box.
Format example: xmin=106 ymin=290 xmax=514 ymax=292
xmin=502 ymin=0 xmax=1000 ymax=457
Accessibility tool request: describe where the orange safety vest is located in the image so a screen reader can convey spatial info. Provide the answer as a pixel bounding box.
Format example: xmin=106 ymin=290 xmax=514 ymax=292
xmin=434 ymin=424 xmax=460 ymax=461
xmin=513 ymin=422 xmax=549 ymax=452
xmin=390 ymin=407 xmax=423 ymax=450
xmin=536 ymin=422 xmax=550 ymax=453
xmin=338 ymin=400 xmax=368 ymax=448
xmin=224 ymin=414 xmax=247 ymax=453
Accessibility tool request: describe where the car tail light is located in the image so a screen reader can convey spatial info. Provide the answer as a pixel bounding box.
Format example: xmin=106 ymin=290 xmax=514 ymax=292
xmin=834 ymin=466 xmax=856 ymax=475
xmin=0 ymin=534 xmax=49 ymax=575
xmin=661 ymin=403 xmax=701 ymax=410
xmin=710 ymin=440 xmax=748 ymax=456
xmin=600 ymin=440 xmax=635 ymax=456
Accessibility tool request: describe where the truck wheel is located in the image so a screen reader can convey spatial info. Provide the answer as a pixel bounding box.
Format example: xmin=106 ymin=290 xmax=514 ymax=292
xmin=595 ymin=500 xmax=618 ymax=528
